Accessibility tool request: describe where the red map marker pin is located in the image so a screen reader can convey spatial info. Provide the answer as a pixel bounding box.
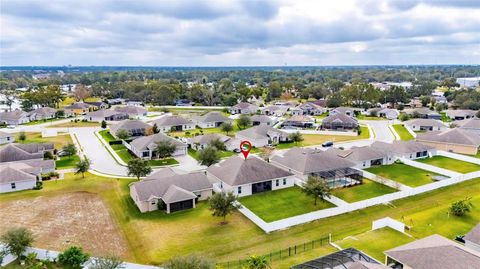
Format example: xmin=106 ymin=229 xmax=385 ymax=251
xmin=239 ymin=140 xmax=252 ymax=160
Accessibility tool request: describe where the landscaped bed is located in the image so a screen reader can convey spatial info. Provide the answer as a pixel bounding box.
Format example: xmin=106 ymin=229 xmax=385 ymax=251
xmin=332 ymin=179 xmax=398 ymax=203
xmin=365 ymin=163 xmax=440 ymax=187
xmin=239 ymin=186 xmax=335 ymax=222
xmin=392 ymin=124 xmax=414 ymax=140
xmin=417 ymin=156 xmax=480 ymax=173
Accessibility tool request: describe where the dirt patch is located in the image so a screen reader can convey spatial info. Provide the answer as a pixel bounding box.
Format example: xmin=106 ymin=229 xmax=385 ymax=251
xmin=0 ymin=192 xmax=130 ymax=258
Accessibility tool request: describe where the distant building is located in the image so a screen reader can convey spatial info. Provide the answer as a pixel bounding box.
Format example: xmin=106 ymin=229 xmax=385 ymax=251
xmin=456 ymin=77 xmax=480 ymax=88
xmin=0 ymin=110 xmax=30 ymax=125
xmin=109 ymin=120 xmax=151 ymax=138
xmin=151 ymin=115 xmax=195 ymax=132
xmin=416 ymin=128 xmax=480 ymax=155
xmin=236 ymin=125 xmax=289 ymax=147
xmin=0 ymin=159 xmax=55 ymax=193
xmin=129 ymin=133 xmax=187 ymax=159
xmin=445 ymin=109 xmax=477 ymax=121
xmin=0 ymin=131 xmax=15 ymax=145
xmin=85 ymin=109 xmax=128 ymax=122
xmin=229 ymin=102 xmax=259 ymax=115
xmin=321 ymin=113 xmax=359 ymax=131
xmin=175 ymin=99 xmax=194 ymax=106
xmin=191 ymin=112 xmax=232 ymax=128
xmin=28 ymin=107 xmax=57 ymax=121
xmin=114 ymin=106 xmax=148 ymax=118
xmin=405 ymin=119 xmax=447 ymax=132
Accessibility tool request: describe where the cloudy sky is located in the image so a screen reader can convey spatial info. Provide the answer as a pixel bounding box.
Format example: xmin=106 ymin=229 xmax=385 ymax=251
xmin=1 ymin=0 xmax=480 ymax=66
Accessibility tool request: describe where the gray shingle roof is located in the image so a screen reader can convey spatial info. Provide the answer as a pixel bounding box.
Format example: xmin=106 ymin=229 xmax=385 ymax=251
xmin=233 ymin=102 xmax=258 ymax=110
xmin=207 ymin=155 xmax=293 ymax=186
xmin=86 ymin=109 xmax=126 ymax=118
xmin=416 ymin=128 xmax=480 ymax=147
xmin=161 ymin=185 xmax=198 ymax=204
xmin=385 ymin=234 xmax=480 ymax=269
xmin=130 ymin=133 xmax=186 ymax=151
xmin=114 ymin=106 xmax=147 ymax=115
xmin=322 ymin=113 xmax=358 ymax=125
xmin=251 ymin=115 xmax=273 ymax=124
xmin=151 ymin=115 xmax=192 ymax=127
xmin=192 ymin=112 xmax=231 ymax=124
xmin=188 ymin=133 xmax=231 ymax=145
xmin=405 ymin=118 xmax=445 ymax=128
xmin=465 ymin=223 xmax=480 ymax=245
xmin=370 ymin=141 xmax=434 ymax=155
xmin=109 ymin=119 xmax=151 ymax=134
xmin=64 ymin=102 xmax=92 ymax=109
xmin=328 ymin=146 xmax=388 ymax=162
xmin=0 ymin=143 xmax=53 ymax=163
xmin=236 ymin=125 xmax=287 ymax=140
xmin=285 ymin=115 xmax=315 ymax=123
xmin=0 ymin=110 xmax=29 ymax=121
xmin=459 ymin=118 xmax=480 ymax=130
xmin=0 ymin=166 xmax=37 ymax=184
xmin=446 ymin=109 xmax=477 ymax=118
xmin=0 ymin=159 xmax=53 ymax=184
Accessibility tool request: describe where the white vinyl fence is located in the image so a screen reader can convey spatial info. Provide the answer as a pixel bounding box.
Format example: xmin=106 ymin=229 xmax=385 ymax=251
xmin=437 ymin=150 xmax=480 ymax=165
xmin=399 ymin=158 xmax=462 ymax=178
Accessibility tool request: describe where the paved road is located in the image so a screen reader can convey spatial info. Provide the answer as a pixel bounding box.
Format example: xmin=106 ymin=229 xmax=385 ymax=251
xmin=360 ymin=120 xmax=395 ymax=142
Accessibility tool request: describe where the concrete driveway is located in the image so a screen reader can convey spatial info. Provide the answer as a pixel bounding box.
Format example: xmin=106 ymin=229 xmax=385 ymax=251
xmin=360 ymin=120 xmax=395 ymax=142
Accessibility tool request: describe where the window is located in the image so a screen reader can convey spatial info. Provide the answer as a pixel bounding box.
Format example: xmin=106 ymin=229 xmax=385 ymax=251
xmin=276 ymin=180 xmax=279 ymax=187
xmin=11 ymin=183 xmax=16 ymax=189
xmin=363 ymin=162 xmax=366 ymax=167
xmin=237 ymin=186 xmax=242 ymax=194
xmin=283 ymin=178 xmax=287 ymax=185
xmin=151 ymin=201 xmax=156 ymax=205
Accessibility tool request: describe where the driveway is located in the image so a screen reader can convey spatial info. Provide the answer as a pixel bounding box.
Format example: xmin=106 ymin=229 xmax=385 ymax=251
xmin=360 ymin=120 xmax=395 ymax=142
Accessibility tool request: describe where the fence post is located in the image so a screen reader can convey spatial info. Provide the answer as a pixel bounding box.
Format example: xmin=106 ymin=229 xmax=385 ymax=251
xmin=289 ymin=247 xmax=291 ymax=256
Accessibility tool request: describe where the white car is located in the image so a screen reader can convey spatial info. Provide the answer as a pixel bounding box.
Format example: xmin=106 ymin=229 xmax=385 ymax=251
xmin=6 ymin=125 xmax=16 ymax=129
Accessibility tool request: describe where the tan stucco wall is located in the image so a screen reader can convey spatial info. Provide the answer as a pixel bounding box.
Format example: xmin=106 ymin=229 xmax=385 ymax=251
xmin=417 ymin=140 xmax=478 ymax=155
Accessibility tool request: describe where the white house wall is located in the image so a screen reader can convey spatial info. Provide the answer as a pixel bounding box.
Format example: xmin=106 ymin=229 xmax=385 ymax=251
xmin=0 ymin=179 xmax=36 ymax=193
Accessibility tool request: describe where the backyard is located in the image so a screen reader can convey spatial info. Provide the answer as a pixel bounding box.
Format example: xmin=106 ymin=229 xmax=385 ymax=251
xmin=21 ymin=132 xmax=73 ymax=149
xmin=332 ymin=179 xmax=398 ymax=203
xmin=365 ymin=163 xmax=440 ymax=187
xmin=55 ymin=154 xmax=80 ymax=169
xmin=392 ymin=124 xmax=414 ymax=140
xmin=188 ymin=148 xmax=236 ymax=160
xmin=417 ymin=156 xmax=480 ymax=174
xmin=239 ymin=186 xmax=335 ymax=222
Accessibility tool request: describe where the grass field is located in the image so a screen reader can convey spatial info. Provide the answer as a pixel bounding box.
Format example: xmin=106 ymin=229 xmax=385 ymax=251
xmin=392 ymin=124 xmax=414 ymax=140
xmin=1 ymin=172 xmax=479 ymax=267
xmin=55 ymin=154 xmax=80 ymax=169
xmin=99 ymin=129 xmax=116 ymax=142
xmin=169 ymin=120 xmax=241 ymax=138
xmin=417 ymin=156 xmax=480 ymax=173
xmin=48 ymin=121 xmax=101 ymax=128
xmin=365 ymin=163 xmax=439 ymax=187
xmin=188 ymin=148 xmax=236 ymax=160
xmin=356 ymin=115 xmax=384 ymax=120
xmin=336 ymin=227 xmax=414 ymax=261
xmin=24 ymin=118 xmax=64 ymax=126
xmin=332 ymin=179 xmax=398 ymax=203
xmin=239 ymin=187 xmax=335 ymax=222
xmin=21 ymin=132 xmax=73 ymax=150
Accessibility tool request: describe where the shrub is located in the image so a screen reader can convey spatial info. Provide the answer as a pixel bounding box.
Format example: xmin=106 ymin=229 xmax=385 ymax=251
xmin=44 ymin=151 xmax=54 ymax=160
xmin=58 ymin=246 xmax=89 ymax=269
xmin=450 ymin=197 xmax=473 ymax=216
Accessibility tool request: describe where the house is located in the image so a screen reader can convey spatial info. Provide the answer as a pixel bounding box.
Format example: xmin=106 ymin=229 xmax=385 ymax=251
xmin=405 ymin=119 xmax=447 ymax=132
xmin=28 ymin=107 xmax=57 ymax=121
xmin=188 ymin=133 xmax=239 ymax=151
xmin=0 ymin=159 xmax=55 ymax=193
xmin=85 ymin=101 xmax=108 ymax=110
xmin=126 ymin=101 xmax=145 ymax=107
xmin=251 ymin=115 xmax=277 ymax=126
xmin=229 ymin=102 xmax=259 ymax=115
xmin=291 ymin=102 xmax=325 ymax=116
xmin=465 ymin=223 xmax=480 ymax=252
xmin=271 ymin=147 xmax=362 ymax=187
xmin=327 ymin=146 xmax=394 ymax=169
xmin=63 ymin=102 xmax=95 ymax=115
xmin=130 ymin=168 xmax=212 ymax=213
xmin=445 ymin=109 xmax=477 ymax=121
xmin=407 ymin=97 xmax=423 ymax=108
xmin=109 ymin=120 xmax=151 ymax=138
xmin=282 ymin=115 xmax=315 ymax=129
xmin=367 ymin=108 xmax=399 ymax=119
xmin=459 ymin=118 xmax=480 ymax=134
xmin=59 ymin=109 xmax=75 ymax=118
xmin=416 ymin=128 xmax=480 ymax=155
xmin=130 ymin=133 xmax=187 ymax=159
xmin=261 ymin=105 xmax=289 ymax=117
xmin=330 ymin=107 xmax=362 ymax=117
xmin=0 ymin=110 xmax=30 ymax=125
xmin=85 ymin=109 xmax=128 ymax=122
xmin=403 ymin=107 xmax=441 ymax=120
xmin=0 ymin=131 xmax=15 ymax=145
xmin=207 ymin=155 xmax=295 ymax=197
xmin=151 ymin=115 xmax=195 ymax=132
xmin=0 ymin=143 xmax=54 ymax=163
xmin=320 ymin=113 xmax=359 ymax=131
xmin=175 ymin=99 xmax=194 ymax=106
xmin=236 ymin=125 xmax=289 ymax=147
xmin=114 ymin=106 xmax=148 ymax=118
xmin=106 ymin=98 xmax=125 ymax=105
xmin=370 ymin=140 xmax=436 ymax=160
xmin=192 ymin=112 xmax=232 ymax=128
xmin=385 ymin=234 xmax=480 ymax=269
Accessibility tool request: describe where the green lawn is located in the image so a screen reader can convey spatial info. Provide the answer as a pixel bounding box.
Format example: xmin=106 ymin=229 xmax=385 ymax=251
xmin=332 ymin=179 xmax=398 ymax=203
xmin=24 ymin=118 xmax=64 ymax=126
xmin=22 ymin=132 xmax=73 ymax=150
xmin=239 ymin=186 xmax=335 ymax=222
xmin=356 ymin=114 xmax=384 ymax=120
xmin=115 ymin=146 xmax=136 ymax=162
xmin=366 ymin=163 xmax=439 ymax=187
xmin=188 ymin=148 xmax=236 ymax=160
xmin=336 ymin=227 xmax=415 ymax=261
xmin=148 ymin=158 xmax=178 ymax=166
xmin=392 ymin=124 xmax=414 ymax=140
xmin=417 ymin=156 xmax=480 ymax=173
xmin=55 ymin=154 xmax=80 ymax=169
xmin=170 ymin=120 xmax=241 ymax=138
xmin=48 ymin=121 xmax=101 ymax=128
xmin=99 ymin=129 xmax=117 ymax=142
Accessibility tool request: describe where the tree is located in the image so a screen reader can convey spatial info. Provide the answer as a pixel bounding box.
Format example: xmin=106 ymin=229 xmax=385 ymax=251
xmin=18 ymin=132 xmax=26 ymax=142
xmin=244 ymin=255 xmax=270 ymax=269
xmin=73 ymin=84 xmax=90 ymax=101
xmin=115 ymin=129 xmax=129 ymax=140
xmin=288 ymin=131 xmax=304 ymax=144
xmin=450 ymin=197 xmax=473 ymax=216
xmin=208 ymin=192 xmax=241 ymax=224
xmin=90 ymin=255 xmax=125 ymax=269
xmin=62 ymin=143 xmax=77 ymax=158
xmin=101 ymin=120 xmax=107 ymax=129
xmin=75 ymin=158 xmax=90 ymax=178
xmin=258 ymin=147 xmax=273 ymax=162
xmin=0 ymin=227 xmax=34 ymax=261
xmin=220 ymin=122 xmax=233 ymax=135
xmin=302 ymin=176 xmax=331 ymax=206
xmin=127 ymin=158 xmax=152 ymax=180
xmin=237 ymin=114 xmax=251 ymax=129
xmin=209 ymin=138 xmax=226 ymax=151
xmin=152 ymin=123 xmax=159 ymax=134
xmin=163 ymin=255 xmax=215 ymax=269
xmin=198 ymin=146 xmax=221 ymax=166
xmin=58 ymin=246 xmax=90 ymax=269
xmin=154 ymin=140 xmax=177 ymax=159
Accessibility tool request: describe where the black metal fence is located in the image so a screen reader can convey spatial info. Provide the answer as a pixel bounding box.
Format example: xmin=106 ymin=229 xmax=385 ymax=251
xmin=216 ymin=235 xmax=330 ymax=269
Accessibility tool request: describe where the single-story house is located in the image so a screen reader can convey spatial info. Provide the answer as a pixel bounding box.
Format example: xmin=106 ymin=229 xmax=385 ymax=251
xmin=445 ymin=109 xmax=477 ymax=121
xmin=261 ymin=105 xmax=289 ymax=117
xmin=320 ymin=113 xmax=359 ymax=131
xmin=0 ymin=159 xmax=55 ymax=193
xmin=0 ymin=143 xmax=54 ymax=163
xmin=130 ymin=133 xmax=187 ymax=159
xmin=416 ymin=128 xmax=480 ymax=155
xmin=229 ymin=102 xmax=259 ymax=115
xmin=327 ymin=146 xmax=394 ymax=169
xmin=114 ymin=106 xmax=148 ymax=118
xmin=85 ymin=101 xmax=108 ymax=110
xmin=175 ymin=99 xmax=194 ymax=106
xmin=0 ymin=131 xmax=15 ymax=145
xmin=126 ymin=101 xmax=145 ymax=107
xmin=109 ymin=119 xmax=151 ymax=138
xmin=188 ymin=133 xmax=239 ymax=151
xmin=85 ymin=109 xmax=128 ymax=122
xmin=151 ymin=115 xmax=195 ymax=133
xmin=370 ymin=140 xmax=436 ymax=160
xmin=465 ymin=223 xmax=480 ymax=252
xmin=106 ymin=98 xmax=125 ymax=105
xmin=330 ymin=107 xmax=363 ymax=117
xmin=459 ymin=118 xmax=480 ymax=134
xmin=407 ymin=97 xmax=423 ymax=108
xmin=251 ymin=115 xmax=277 ymax=126
xmin=271 ymin=147 xmax=362 ymax=187
xmin=367 ymin=108 xmax=399 ymax=119
xmin=207 ymin=155 xmax=295 ymax=197
xmin=282 ymin=115 xmax=315 ymax=128
xmin=28 ymin=107 xmax=57 ymax=121
xmin=63 ymin=102 xmax=96 ymax=115
xmin=192 ymin=112 xmax=232 ymax=128
xmin=291 ymin=102 xmax=325 ymax=116
xmin=0 ymin=110 xmax=30 ymax=125
xmin=235 ymin=125 xmax=289 ymax=147
xmin=130 ymin=168 xmax=212 ymax=213
xmin=405 ymin=119 xmax=447 ymax=132
xmin=385 ymin=234 xmax=480 ymax=269
xmin=403 ymin=107 xmax=441 ymax=120
xmin=60 ymin=109 xmax=75 ymax=118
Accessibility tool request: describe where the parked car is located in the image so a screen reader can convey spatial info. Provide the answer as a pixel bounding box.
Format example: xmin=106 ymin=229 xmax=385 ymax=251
xmin=322 ymin=141 xmax=334 ymax=147
xmin=6 ymin=125 xmax=16 ymax=129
